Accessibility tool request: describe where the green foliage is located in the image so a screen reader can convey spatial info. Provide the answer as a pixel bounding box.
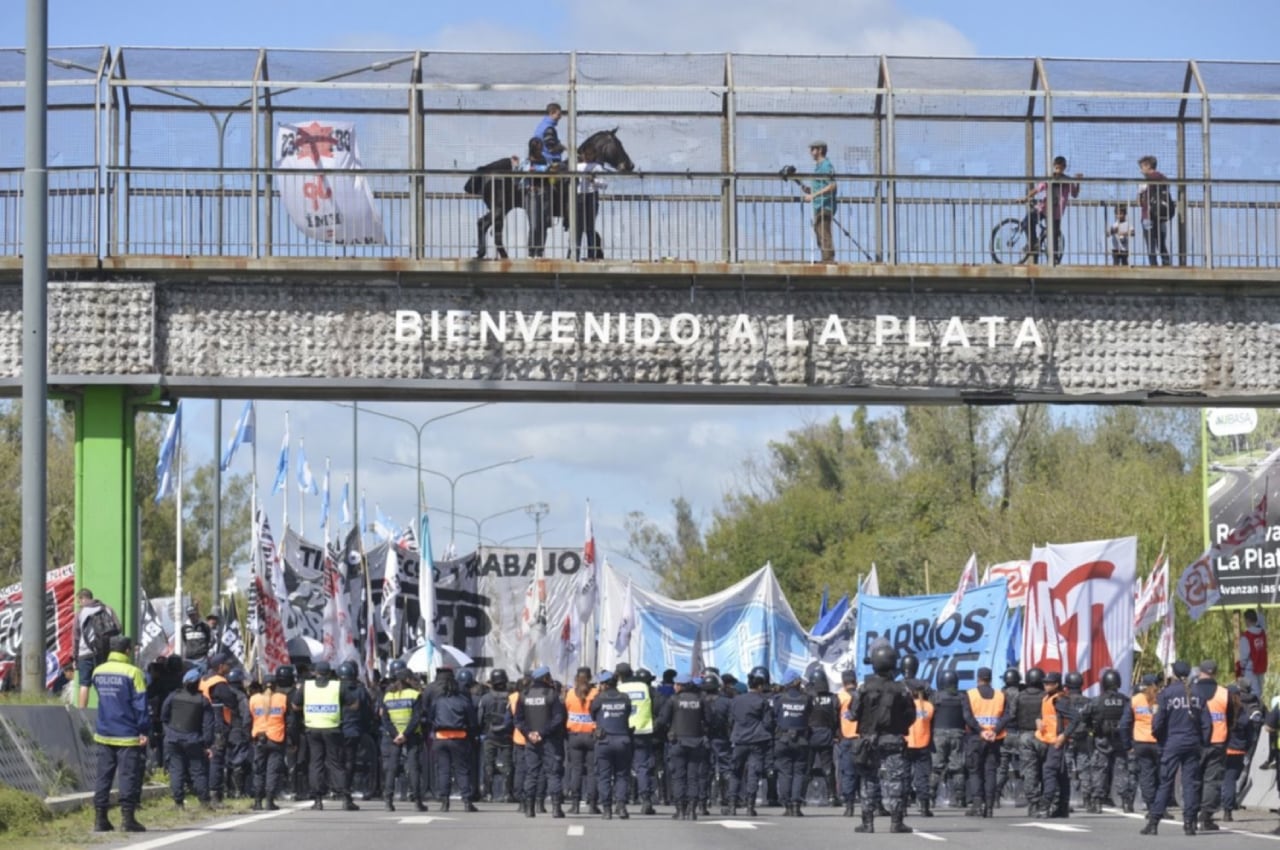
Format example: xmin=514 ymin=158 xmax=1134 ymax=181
xmin=0 ymin=785 xmax=51 ymax=834
xmin=0 ymin=402 xmax=77 ymax=578
xmin=628 ymin=405 xmax=1233 ymax=672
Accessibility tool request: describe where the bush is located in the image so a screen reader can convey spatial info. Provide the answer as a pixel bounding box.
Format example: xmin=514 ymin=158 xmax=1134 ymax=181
xmin=0 ymin=786 xmax=51 ymax=834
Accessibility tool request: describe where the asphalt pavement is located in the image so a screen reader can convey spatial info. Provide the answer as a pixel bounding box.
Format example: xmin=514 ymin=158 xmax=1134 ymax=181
xmin=103 ymin=798 xmax=1280 ymax=850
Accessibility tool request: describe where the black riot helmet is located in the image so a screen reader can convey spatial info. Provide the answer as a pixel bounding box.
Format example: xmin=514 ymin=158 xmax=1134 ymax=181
xmin=1003 ymin=668 xmax=1022 ymax=688
xmin=489 ymin=668 xmax=509 ymax=689
xmin=1101 ymin=669 xmax=1121 ymax=692
xmin=1025 ymin=667 xmax=1045 ymax=688
xmin=701 ymin=672 xmax=722 ymax=693
xmin=636 ymin=668 xmax=655 ymax=684
xmin=899 ymin=653 xmax=920 ymax=679
xmin=457 ymin=669 xmax=476 ymax=689
xmin=338 ymin=661 xmax=358 ymax=681
xmin=747 ymin=666 xmax=770 ymax=689
xmin=808 ymin=668 xmax=830 ymax=693
xmin=274 ymin=665 xmax=296 ymax=687
xmin=939 ymin=670 xmax=959 ymax=692
xmin=870 ymin=643 xmax=899 ymax=675
xmin=1064 ymin=671 xmax=1084 ymax=691
xmin=388 ymin=660 xmax=409 ymax=681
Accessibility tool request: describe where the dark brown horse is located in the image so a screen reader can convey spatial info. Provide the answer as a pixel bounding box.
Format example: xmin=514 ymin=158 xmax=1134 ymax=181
xmin=463 ymin=129 xmax=635 ymax=259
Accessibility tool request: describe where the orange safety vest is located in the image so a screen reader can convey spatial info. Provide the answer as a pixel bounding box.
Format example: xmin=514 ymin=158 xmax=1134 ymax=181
xmin=1035 ymin=693 xmax=1061 ymax=744
xmin=565 ymin=687 xmax=599 ymax=734
xmin=1130 ymin=693 xmax=1157 ymax=744
xmin=838 ymin=688 xmax=859 ymax=739
xmin=966 ymin=688 xmax=1007 ymax=741
xmin=906 ymin=697 xmax=934 ymax=749
xmin=199 ymin=674 xmax=233 ymax=725
xmin=510 ymin=690 xmax=526 ymax=746
xmin=436 ymin=728 xmax=467 ymax=740
xmin=1207 ymin=685 xmax=1228 ymax=745
xmin=250 ymin=691 xmax=288 ymax=743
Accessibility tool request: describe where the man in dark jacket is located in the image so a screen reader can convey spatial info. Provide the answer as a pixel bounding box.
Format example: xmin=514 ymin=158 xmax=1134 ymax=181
xmin=515 ymin=666 xmax=567 ymax=818
xmin=91 ymin=635 xmax=150 ymax=833
xmin=853 ymin=643 xmax=916 ymax=834
xmin=729 ymin=666 xmax=775 ymax=816
xmin=478 ymin=669 xmax=515 ymax=802
xmin=162 ymin=667 xmax=215 ymax=810
xmin=1141 ymin=660 xmax=1213 ymax=836
xmin=772 ymin=671 xmax=813 ymax=817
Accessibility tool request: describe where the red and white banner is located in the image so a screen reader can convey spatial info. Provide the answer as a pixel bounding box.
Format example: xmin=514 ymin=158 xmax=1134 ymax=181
xmin=1022 ymin=537 xmax=1137 ymax=696
xmin=1134 ymin=549 xmax=1169 ymax=633
xmin=0 ymin=564 xmax=77 ymax=685
xmin=1175 ymin=550 xmax=1221 ymax=621
xmin=275 ymin=121 xmax=385 ymax=245
xmin=983 ymin=560 xmax=1031 ymax=608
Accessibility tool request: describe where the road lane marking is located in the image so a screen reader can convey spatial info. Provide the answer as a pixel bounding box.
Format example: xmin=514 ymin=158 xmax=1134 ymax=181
xmin=699 ymin=819 xmax=771 ymax=830
xmin=914 ymin=830 xmax=947 ymax=841
xmin=119 ymin=807 xmax=298 ymax=850
xmin=568 ymin=825 xmax=585 ymax=836
xmin=1013 ymin=822 xmax=1090 ymax=833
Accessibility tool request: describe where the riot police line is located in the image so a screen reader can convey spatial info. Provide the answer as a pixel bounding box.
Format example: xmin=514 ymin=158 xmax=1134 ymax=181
xmin=113 ymin=642 xmax=1268 ymax=835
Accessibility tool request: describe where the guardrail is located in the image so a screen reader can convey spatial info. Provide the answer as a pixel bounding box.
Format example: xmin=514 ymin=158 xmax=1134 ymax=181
xmin=4 ymin=168 xmax=1279 ymax=270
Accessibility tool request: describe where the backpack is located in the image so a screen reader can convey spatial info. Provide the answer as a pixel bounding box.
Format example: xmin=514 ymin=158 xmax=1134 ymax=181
xmin=83 ymin=605 xmax=121 ymax=660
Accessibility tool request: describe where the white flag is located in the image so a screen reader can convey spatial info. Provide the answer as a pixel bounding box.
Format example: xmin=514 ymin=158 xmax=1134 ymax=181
xmin=936 ymin=552 xmax=979 ymax=624
xmin=575 ymin=500 xmax=599 ymax=621
xmin=613 ymin=576 xmax=635 ymax=655
xmin=275 ymin=121 xmax=386 ymax=245
xmin=1134 ymin=548 xmax=1169 ymax=633
xmin=380 ymin=538 xmax=402 ymax=650
xmin=859 ymin=564 xmax=880 ymax=598
xmin=1175 ymin=549 xmax=1221 ymax=621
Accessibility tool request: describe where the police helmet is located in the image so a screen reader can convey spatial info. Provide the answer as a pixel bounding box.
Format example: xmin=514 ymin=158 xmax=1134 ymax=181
xmin=635 ymin=668 xmax=655 ymax=684
xmin=1025 ymin=667 xmax=1045 ymax=687
xmin=1101 ymin=669 xmax=1121 ymax=692
xmin=1003 ymin=668 xmax=1022 ymax=688
xmin=489 ymin=668 xmax=509 ymax=688
xmin=899 ymin=653 xmax=920 ymax=678
xmin=747 ymin=666 xmax=771 ymax=689
xmin=457 ymin=669 xmax=476 ymax=688
xmin=807 ymin=668 xmax=830 ymax=693
xmin=869 ymin=643 xmax=899 ymax=675
xmin=388 ymin=660 xmax=409 ymax=680
xmin=1064 ymin=671 xmax=1084 ymax=691
xmin=274 ymin=665 xmax=296 ymax=687
xmin=614 ymin=662 xmax=634 ymax=680
xmin=701 ymin=672 xmax=722 ymax=693
xmin=227 ymin=668 xmax=247 ymax=685
xmin=939 ymin=670 xmax=960 ymax=691
xmin=313 ymin=661 xmax=333 ymax=678
xmin=338 ymin=661 xmax=358 ymax=681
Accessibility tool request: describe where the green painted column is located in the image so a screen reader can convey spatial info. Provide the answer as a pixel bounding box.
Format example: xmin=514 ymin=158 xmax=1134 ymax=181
xmin=74 ymin=386 xmax=138 ymax=639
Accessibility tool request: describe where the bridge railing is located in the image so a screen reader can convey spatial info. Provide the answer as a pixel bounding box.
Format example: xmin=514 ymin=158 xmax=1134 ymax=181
xmin=6 ymin=167 xmax=1280 ymax=270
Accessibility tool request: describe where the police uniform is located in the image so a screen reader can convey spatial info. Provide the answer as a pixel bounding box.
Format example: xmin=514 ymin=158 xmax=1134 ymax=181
xmin=226 ymin=675 xmax=254 ymax=797
xmin=770 ymin=676 xmax=812 ymax=814
xmin=198 ymin=657 xmax=237 ymax=802
xmin=617 ymin=670 xmax=659 ymax=812
xmin=564 ymin=676 xmax=600 ymax=813
xmin=431 ymin=681 xmax=479 ymax=811
xmin=1142 ymin=661 xmax=1213 ymax=835
xmin=1084 ymin=675 xmax=1133 ymax=813
xmin=477 ymin=676 xmax=514 ymax=802
xmin=836 ymin=674 xmax=862 ymax=814
xmin=995 ymin=670 xmax=1023 ymax=801
xmin=852 ymin=646 xmax=916 ymax=834
xmin=806 ymin=672 xmax=841 ymax=807
xmin=701 ymin=678 xmax=734 ymax=814
xmin=729 ymin=679 xmax=774 ymax=815
xmin=338 ymin=672 xmax=374 ymax=804
xmin=249 ymin=684 xmax=289 ymax=808
xmin=381 ymin=672 xmax=426 ymax=812
xmin=1222 ymin=684 xmax=1263 ymax=820
xmin=162 ymin=670 xmax=214 ymax=808
xmin=904 ymin=686 xmax=934 ymax=816
xmin=962 ymin=670 xmax=1009 ymax=817
xmin=1194 ymin=661 xmax=1235 ymax=831
xmin=659 ymin=675 xmax=712 ymax=819
xmin=1037 ymin=675 xmax=1081 ymax=818
xmin=930 ymin=675 xmax=968 ymax=808
xmin=91 ymin=640 xmax=150 ymax=833
xmin=590 ymin=673 xmax=633 ymax=818
xmin=515 ymin=668 xmax=567 ymax=817
xmin=1121 ymin=676 xmax=1161 ymax=813
xmin=1062 ymin=676 xmax=1093 ymax=810
xmin=293 ymin=665 xmax=347 ymax=809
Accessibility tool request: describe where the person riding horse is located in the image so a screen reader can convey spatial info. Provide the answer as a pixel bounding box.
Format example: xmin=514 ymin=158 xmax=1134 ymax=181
xmin=464 ymin=128 xmax=635 ymax=260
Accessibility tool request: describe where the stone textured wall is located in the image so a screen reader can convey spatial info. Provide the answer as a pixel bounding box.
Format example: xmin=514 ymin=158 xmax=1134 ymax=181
xmin=1 ymin=279 xmax=1277 ymax=401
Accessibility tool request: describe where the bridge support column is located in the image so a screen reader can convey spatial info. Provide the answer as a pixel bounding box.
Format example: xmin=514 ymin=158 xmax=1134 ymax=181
xmin=73 ymin=386 xmax=144 ymax=641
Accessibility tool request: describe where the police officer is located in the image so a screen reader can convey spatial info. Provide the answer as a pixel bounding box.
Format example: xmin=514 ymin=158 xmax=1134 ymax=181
xmin=659 ymin=673 xmax=712 ymax=820
xmin=730 ymin=666 xmax=775 ymax=816
xmin=161 ymin=667 xmax=214 ymax=811
xmin=1194 ymin=659 xmax=1234 ymax=831
xmin=905 ymin=678 xmax=935 ymax=817
xmin=1037 ymin=671 xmax=1080 ymax=818
xmin=515 ymin=666 xmax=567 ymax=818
xmin=293 ymin=660 xmax=347 ymax=810
xmin=249 ymin=669 xmax=290 ymax=810
xmin=930 ymin=669 xmax=967 ymax=810
xmin=337 ymin=661 xmax=372 ymax=806
xmin=272 ymin=665 xmax=305 ymax=801
xmin=1222 ymin=682 xmax=1263 ymax=822
xmin=1084 ymin=668 xmax=1133 ymax=813
xmin=181 ymin=605 xmax=212 ymax=665
xmin=1141 ymin=660 xmax=1212 ymax=835
xmin=1121 ymin=673 xmax=1161 ymax=815
xmin=853 ymin=642 xmax=916 ymax=834
xmin=806 ymin=669 xmax=840 ymax=807
xmin=616 ymin=662 xmax=659 ymax=814
xmin=226 ymin=668 xmax=254 ymax=798
xmin=1062 ymin=671 xmax=1094 ymax=811
xmin=478 ymin=669 xmax=515 ymax=802
xmin=564 ymin=667 xmax=600 ymax=815
xmin=590 ymin=670 xmax=633 ymax=820
xmin=701 ymin=671 xmax=734 ymax=815
xmin=509 ymin=673 xmax=531 ymax=810
xmin=963 ymin=666 xmax=1010 ymax=818
xmin=1014 ymin=667 xmax=1047 ymax=815
xmin=91 ymin=635 xmax=150 ymax=833
xmin=995 ymin=668 xmax=1023 ymax=802
xmin=642 ymin=668 xmax=671 ymax=807
xmin=431 ymin=668 xmax=479 ymax=812
xmin=198 ymin=653 xmax=237 ymax=803
xmin=381 ymin=660 xmax=427 ymax=812
xmin=771 ymin=671 xmax=812 ymax=817
xmin=836 ymin=669 xmax=861 ymax=816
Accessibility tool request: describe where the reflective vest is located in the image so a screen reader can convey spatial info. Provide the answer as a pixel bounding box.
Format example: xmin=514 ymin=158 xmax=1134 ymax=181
xmin=1131 ymin=693 xmax=1157 ymax=744
xmin=250 ymin=691 xmax=288 ymax=743
xmin=967 ymin=688 xmax=1007 ymax=740
xmin=1207 ymin=685 xmax=1228 ymax=745
xmin=199 ymin=674 xmax=233 ymax=725
xmin=509 ymin=691 xmax=526 ymax=746
xmin=1035 ymin=693 xmax=1061 ymax=744
xmin=906 ymin=697 xmax=933 ymax=749
xmin=565 ymin=688 xmax=598 ymax=734
xmin=618 ymin=680 xmax=654 ymax=735
xmin=383 ymin=687 xmax=421 ymax=736
xmin=838 ymin=688 xmax=859 ymax=739
xmin=303 ymin=680 xmax=342 ymax=730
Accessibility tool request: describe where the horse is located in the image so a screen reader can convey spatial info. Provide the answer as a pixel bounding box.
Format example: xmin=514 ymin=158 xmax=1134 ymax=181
xmin=463 ymin=129 xmax=635 ymax=260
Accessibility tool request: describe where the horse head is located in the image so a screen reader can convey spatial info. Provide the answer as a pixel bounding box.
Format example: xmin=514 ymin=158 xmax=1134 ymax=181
xmin=580 ymin=128 xmax=635 ymax=173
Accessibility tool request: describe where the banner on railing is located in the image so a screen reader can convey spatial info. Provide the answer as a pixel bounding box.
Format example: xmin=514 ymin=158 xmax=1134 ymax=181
xmin=0 ymin=564 xmax=77 ymax=686
xmin=275 ymin=121 xmax=385 ymax=245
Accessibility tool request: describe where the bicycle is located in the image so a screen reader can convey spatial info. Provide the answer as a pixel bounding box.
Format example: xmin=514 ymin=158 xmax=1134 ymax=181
xmin=990 ymin=203 xmax=1063 ymax=265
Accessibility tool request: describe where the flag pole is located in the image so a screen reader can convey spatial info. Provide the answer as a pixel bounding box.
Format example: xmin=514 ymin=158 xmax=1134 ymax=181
xmin=174 ymin=413 xmax=185 ymax=658
xmin=250 ymin=405 xmax=260 ymax=678
xmin=298 ymin=438 xmax=307 ymax=541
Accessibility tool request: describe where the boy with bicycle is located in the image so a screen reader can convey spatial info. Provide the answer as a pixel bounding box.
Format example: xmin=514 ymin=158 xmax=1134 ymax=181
xmin=1022 ymin=156 xmax=1082 ymax=264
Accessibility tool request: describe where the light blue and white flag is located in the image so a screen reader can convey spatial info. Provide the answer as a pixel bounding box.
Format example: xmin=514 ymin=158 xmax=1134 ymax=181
xmin=220 ymin=400 xmax=255 ymax=472
xmin=340 ymin=479 xmax=351 ymax=525
xmin=155 ymin=401 xmax=183 ymax=503
xmin=319 ymin=459 xmax=332 ymax=530
xmin=271 ymin=419 xmax=290 ymax=494
xmin=296 ymin=440 xmax=319 ymax=495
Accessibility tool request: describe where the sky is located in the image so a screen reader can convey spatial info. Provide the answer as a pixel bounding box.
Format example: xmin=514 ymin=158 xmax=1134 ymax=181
xmin=16 ymin=0 xmax=1276 ymax=592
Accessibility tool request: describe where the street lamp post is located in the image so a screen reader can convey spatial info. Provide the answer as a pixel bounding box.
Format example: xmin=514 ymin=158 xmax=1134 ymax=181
xmin=426 ymin=503 xmax=542 ymax=550
xmin=381 ymin=457 xmax=534 ymax=555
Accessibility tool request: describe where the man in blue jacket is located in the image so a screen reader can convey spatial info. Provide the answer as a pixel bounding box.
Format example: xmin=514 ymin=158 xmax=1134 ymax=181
xmin=1141 ymin=660 xmax=1213 ymax=836
xmin=533 ymin=103 xmax=567 ymax=169
xmin=91 ymin=635 xmax=150 ymax=833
